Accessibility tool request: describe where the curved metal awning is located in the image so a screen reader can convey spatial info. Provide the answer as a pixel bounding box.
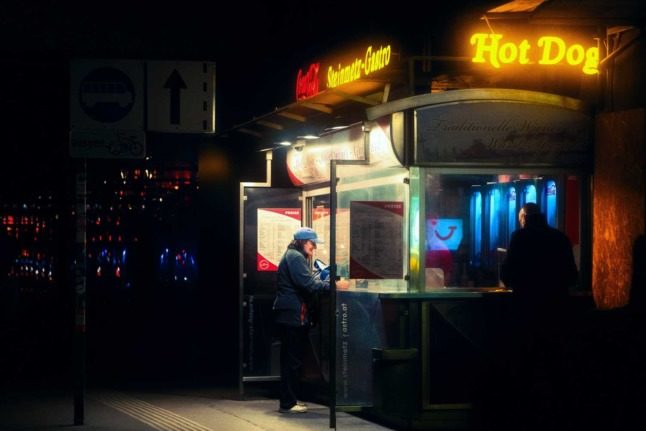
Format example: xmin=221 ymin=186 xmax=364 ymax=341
xmin=218 ymin=77 xmax=395 ymax=146
xmin=366 ymin=88 xmax=591 ymax=121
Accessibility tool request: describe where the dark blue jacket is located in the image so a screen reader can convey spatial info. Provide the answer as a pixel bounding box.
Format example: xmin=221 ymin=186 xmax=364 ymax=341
xmin=273 ymin=245 xmax=329 ymax=327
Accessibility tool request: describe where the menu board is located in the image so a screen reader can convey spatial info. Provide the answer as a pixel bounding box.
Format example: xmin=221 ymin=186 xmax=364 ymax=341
xmin=311 ymin=207 xmax=351 ymax=269
xmin=349 ymin=201 xmax=403 ymax=279
xmin=312 ymin=207 xmax=330 ymax=264
xmin=257 ymin=208 xmax=301 ymax=271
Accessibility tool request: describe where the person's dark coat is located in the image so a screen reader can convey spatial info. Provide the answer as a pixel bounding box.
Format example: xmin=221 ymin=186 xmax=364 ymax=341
xmin=273 ymin=245 xmax=329 ymax=327
xmin=501 ymin=213 xmax=578 ymax=321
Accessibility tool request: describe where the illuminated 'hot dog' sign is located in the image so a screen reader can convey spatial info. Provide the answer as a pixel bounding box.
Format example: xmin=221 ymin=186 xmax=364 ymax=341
xmin=470 ymin=33 xmax=599 ymax=75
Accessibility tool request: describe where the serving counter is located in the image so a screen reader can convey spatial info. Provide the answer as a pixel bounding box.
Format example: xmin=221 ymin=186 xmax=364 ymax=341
xmin=333 ymin=287 xmax=514 ymax=429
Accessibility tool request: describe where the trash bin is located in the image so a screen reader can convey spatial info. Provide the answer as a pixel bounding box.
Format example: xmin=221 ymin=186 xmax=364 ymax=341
xmin=372 ymin=348 xmax=419 ymax=418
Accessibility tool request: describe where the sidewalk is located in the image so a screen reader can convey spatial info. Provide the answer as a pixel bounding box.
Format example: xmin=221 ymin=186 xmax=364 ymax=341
xmin=0 ymin=387 xmax=393 ymax=431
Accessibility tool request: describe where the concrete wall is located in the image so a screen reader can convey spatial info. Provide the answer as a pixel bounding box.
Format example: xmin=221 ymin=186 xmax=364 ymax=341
xmin=593 ymin=109 xmax=646 ymax=308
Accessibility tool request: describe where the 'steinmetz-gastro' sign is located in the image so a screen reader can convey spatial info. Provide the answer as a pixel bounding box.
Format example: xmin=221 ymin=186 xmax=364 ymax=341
xmin=470 ymin=33 xmax=599 ymax=75
xmin=295 ymin=44 xmax=392 ymax=101
xmin=326 ymin=45 xmax=391 ymax=88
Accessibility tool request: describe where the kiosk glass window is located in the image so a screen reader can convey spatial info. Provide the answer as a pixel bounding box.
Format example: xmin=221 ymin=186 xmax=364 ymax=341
xmin=334 ymin=166 xmax=409 ymax=290
xmin=422 ymin=172 xmax=580 ymax=288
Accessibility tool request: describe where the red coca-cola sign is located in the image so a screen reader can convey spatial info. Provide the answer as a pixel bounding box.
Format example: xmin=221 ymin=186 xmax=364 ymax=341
xmin=295 ymin=63 xmax=320 ymax=100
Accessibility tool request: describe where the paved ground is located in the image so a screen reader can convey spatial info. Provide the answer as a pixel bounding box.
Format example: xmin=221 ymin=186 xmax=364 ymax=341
xmin=0 ymin=387 xmax=393 ymax=431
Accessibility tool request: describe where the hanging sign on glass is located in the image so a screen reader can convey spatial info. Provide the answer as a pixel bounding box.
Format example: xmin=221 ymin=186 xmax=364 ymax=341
xmin=257 ymin=208 xmax=301 ymax=271
xmin=349 ymin=201 xmax=403 ymax=279
xmin=312 ymin=207 xmax=331 ymax=263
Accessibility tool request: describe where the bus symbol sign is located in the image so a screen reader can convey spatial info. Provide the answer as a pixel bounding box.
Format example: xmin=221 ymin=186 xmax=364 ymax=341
xmin=79 ymin=67 xmax=135 ymax=123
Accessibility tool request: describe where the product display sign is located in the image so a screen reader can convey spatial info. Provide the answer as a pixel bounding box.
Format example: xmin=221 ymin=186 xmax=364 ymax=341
xmin=349 ymin=201 xmax=403 ymax=279
xmin=256 ymin=208 xmax=301 ymax=271
xmin=427 ymin=218 xmax=463 ymax=252
xmin=286 ymin=125 xmax=365 ymax=185
xmin=285 ymin=121 xmax=402 ymax=186
xmin=416 ymin=100 xmax=591 ymax=165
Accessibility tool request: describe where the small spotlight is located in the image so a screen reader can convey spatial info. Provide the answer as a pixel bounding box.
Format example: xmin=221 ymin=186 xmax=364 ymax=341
xmin=298 ymin=135 xmax=319 ymax=140
xmin=279 ymin=141 xmax=292 ymax=146
xmin=293 ymin=140 xmax=306 ymax=151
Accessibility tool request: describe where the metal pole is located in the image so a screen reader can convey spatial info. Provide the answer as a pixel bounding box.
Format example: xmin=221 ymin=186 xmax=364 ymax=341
xmin=329 ymin=160 xmax=337 ymax=429
xmin=73 ymin=158 xmax=87 ymax=425
xmin=238 ymin=181 xmax=245 ymax=400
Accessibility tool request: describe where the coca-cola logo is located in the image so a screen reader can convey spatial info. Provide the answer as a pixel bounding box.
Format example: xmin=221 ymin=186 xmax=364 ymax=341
xmin=296 ymin=63 xmax=320 ymax=100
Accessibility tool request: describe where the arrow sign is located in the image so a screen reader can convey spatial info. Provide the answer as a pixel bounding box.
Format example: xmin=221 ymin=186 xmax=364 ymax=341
xmin=163 ymin=69 xmax=187 ymax=124
xmin=147 ymin=61 xmax=215 ymax=133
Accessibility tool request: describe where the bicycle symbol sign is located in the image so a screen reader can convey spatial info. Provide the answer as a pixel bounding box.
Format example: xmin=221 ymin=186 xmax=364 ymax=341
xmin=105 ymin=132 xmax=144 ymax=157
xmin=69 ymin=129 xmax=146 ymax=159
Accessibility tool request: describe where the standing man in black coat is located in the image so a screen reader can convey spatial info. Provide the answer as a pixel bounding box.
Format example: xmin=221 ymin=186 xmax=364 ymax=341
xmin=502 ymin=202 xmax=578 ymax=319
xmin=501 ymin=202 xmax=578 ymax=430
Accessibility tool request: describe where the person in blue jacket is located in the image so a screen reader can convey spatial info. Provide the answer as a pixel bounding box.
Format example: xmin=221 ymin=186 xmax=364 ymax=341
xmin=273 ymin=227 xmax=346 ymax=413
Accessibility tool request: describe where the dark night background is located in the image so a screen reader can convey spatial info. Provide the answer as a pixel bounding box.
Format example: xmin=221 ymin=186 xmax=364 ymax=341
xmin=0 ymin=0 xmax=496 ymax=391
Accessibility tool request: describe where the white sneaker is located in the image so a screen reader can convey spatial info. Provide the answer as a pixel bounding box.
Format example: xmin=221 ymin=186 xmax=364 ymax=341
xmin=279 ymin=404 xmax=308 ymax=414
xmin=296 ymin=401 xmax=307 ymax=407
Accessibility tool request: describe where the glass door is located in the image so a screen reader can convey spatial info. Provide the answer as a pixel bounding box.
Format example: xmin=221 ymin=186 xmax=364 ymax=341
xmin=329 ymin=163 xmax=409 ymax=424
xmin=240 ymin=187 xmax=301 ymax=389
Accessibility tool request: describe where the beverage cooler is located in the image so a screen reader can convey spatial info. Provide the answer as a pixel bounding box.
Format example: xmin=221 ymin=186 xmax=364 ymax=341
xmin=239 ymin=89 xmax=592 ymax=428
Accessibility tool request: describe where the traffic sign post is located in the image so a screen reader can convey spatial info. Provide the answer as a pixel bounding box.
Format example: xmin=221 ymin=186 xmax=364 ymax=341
xmin=70 ymin=60 xmax=146 ymax=424
xmin=68 ymin=59 xmax=215 ymax=422
xmin=73 ymin=159 xmax=87 ymax=425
